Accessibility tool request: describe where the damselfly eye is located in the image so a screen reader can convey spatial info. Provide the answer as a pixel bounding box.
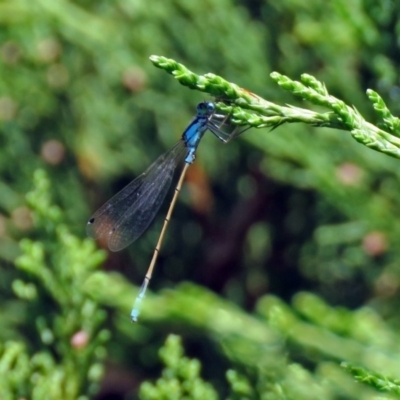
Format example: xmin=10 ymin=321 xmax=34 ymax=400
xmin=197 ymin=102 xmax=206 ymax=112
xmin=206 ymin=102 xmax=215 ymax=113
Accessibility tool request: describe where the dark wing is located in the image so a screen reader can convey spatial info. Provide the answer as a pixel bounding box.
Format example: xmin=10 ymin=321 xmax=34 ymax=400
xmin=87 ymin=140 xmax=186 ymax=251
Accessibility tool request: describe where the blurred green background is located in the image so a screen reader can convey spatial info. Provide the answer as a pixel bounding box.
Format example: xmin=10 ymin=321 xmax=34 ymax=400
xmin=2 ymin=0 xmax=400 ymax=399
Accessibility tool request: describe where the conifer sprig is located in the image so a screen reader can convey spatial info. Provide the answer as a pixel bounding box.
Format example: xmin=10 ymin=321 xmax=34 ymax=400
xmin=150 ymin=55 xmax=400 ymax=159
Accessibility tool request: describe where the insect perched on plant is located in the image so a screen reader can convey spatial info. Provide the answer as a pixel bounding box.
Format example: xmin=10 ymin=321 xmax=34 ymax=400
xmin=87 ymin=101 xmax=245 ymax=321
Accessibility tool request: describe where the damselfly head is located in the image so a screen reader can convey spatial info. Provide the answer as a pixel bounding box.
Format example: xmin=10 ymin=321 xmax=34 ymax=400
xmin=197 ymin=101 xmax=215 ymax=115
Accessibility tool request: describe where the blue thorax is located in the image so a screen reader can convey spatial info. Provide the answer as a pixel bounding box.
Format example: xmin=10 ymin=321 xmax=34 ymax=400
xmin=182 ymin=101 xmax=215 ymax=164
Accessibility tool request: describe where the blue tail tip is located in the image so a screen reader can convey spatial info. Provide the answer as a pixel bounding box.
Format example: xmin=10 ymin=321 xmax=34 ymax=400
xmin=131 ymin=309 xmax=139 ymax=322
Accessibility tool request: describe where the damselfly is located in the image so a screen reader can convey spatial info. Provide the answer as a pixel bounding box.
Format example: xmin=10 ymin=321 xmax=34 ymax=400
xmin=87 ymin=101 xmax=240 ymax=321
